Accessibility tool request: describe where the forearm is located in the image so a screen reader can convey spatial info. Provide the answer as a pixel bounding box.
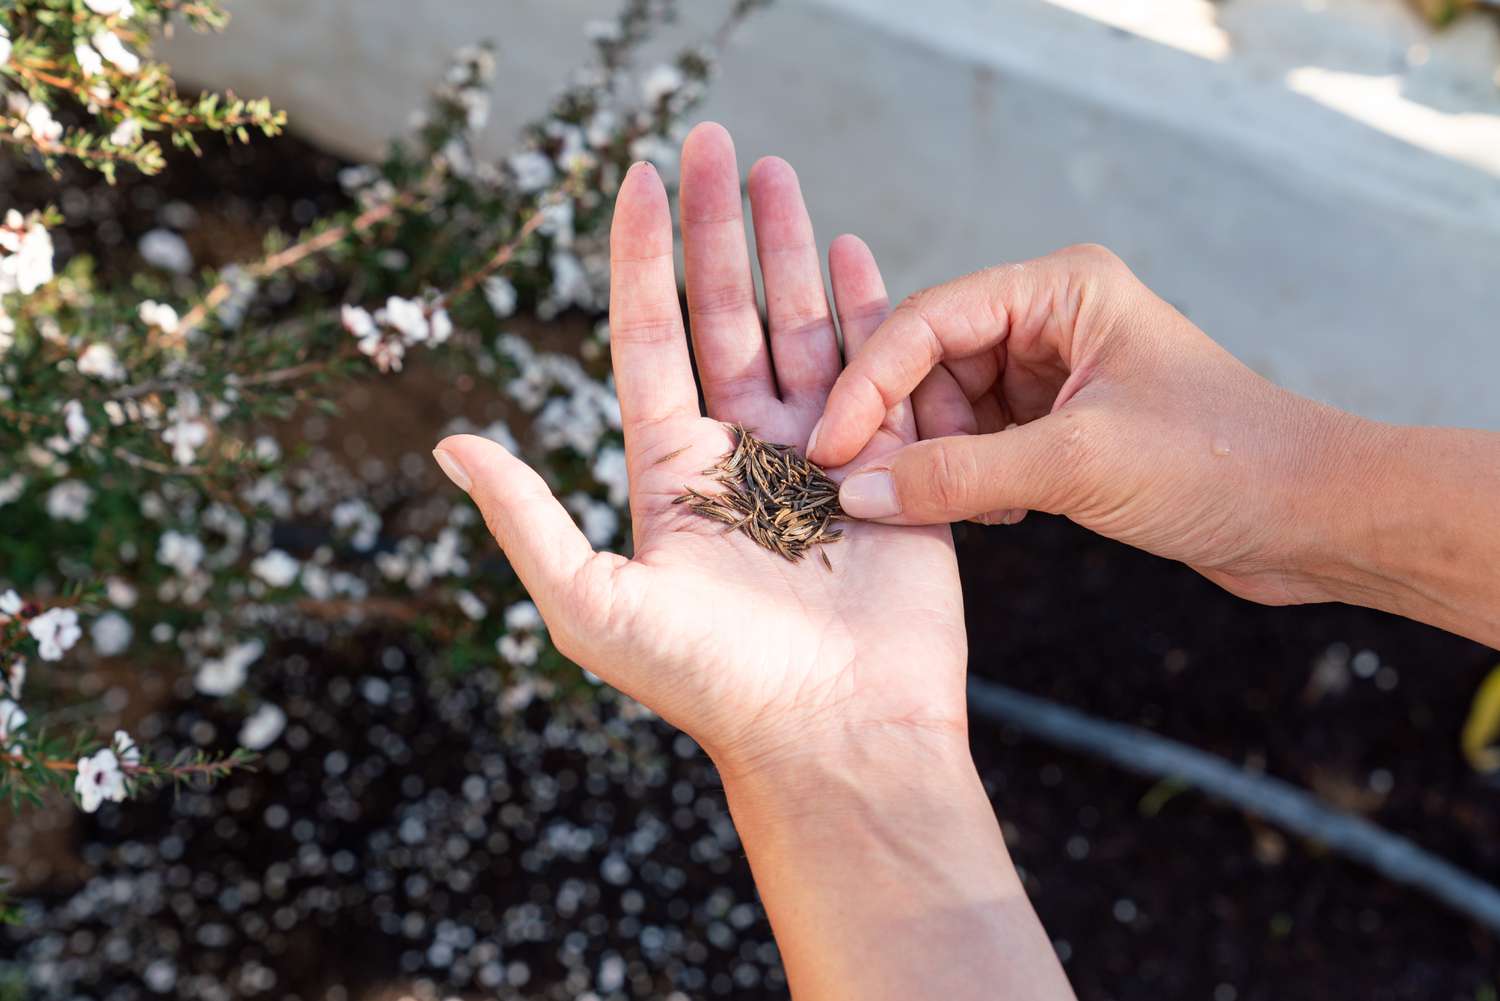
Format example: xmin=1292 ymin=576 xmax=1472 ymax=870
xmin=1321 ymin=421 xmax=1500 ymax=649
xmin=716 ymin=727 xmax=1075 ymax=1001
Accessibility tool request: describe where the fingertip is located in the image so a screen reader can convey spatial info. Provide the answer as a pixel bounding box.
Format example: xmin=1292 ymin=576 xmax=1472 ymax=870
xmin=679 ymin=123 xmax=742 ymax=221
xmin=434 ymin=432 xmax=506 ymax=461
xmin=620 ymin=160 xmax=666 ymax=204
xmin=747 ymin=154 xmax=797 ymax=194
xmin=612 ymin=163 xmax=673 ymax=257
xmin=829 ymin=233 xmax=872 ymax=262
xmin=683 ymin=120 xmax=733 ymax=155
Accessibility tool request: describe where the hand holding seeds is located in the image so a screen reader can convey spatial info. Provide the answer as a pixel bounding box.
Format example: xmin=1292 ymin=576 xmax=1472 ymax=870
xmin=432 ymin=121 xmax=1072 ymax=1001
xmin=432 ymin=123 xmax=968 ymax=773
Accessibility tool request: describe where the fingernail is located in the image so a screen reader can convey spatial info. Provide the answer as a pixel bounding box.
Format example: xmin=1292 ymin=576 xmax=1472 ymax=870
xmin=805 ymin=417 xmax=825 ymax=459
xmin=840 ymin=470 xmax=901 ymax=519
xmin=432 ymin=448 xmax=472 ymax=493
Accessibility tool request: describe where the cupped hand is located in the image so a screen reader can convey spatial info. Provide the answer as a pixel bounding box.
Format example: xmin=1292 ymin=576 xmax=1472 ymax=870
xmin=436 ymin=124 xmax=965 ymax=776
xmin=807 ymin=245 xmax=1376 ymax=606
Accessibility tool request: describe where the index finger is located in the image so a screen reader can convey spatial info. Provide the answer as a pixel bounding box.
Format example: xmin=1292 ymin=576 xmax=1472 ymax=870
xmin=808 ymin=266 xmax=1024 ymax=467
xmin=608 ymin=162 xmax=701 ymax=435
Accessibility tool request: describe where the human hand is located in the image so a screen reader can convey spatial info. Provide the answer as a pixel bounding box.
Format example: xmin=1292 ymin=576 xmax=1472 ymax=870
xmin=434 ymin=124 xmax=965 ymax=778
xmin=807 ymin=245 xmax=1380 ymax=607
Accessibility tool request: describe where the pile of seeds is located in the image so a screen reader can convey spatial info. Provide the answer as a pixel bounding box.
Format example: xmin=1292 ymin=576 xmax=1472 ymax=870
xmin=674 ymin=425 xmax=846 ymax=570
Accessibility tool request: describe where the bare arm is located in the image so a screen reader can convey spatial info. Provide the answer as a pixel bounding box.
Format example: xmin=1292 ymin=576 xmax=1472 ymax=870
xmin=1327 ymin=423 xmax=1500 ymax=649
xmin=722 ymin=730 xmax=1068 ymax=1001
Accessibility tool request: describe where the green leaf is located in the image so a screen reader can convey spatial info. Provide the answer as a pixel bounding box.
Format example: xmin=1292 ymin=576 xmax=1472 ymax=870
xmin=1461 ymin=664 xmax=1500 ymax=772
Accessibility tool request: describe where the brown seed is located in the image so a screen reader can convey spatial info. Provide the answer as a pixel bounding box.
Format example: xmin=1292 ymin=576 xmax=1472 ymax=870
xmin=676 ymin=424 xmax=846 ymax=570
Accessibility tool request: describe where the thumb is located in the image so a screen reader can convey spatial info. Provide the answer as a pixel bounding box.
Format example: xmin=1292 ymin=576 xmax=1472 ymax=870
xmin=432 ymin=434 xmax=616 ymax=646
xmin=837 ymin=415 xmax=1093 ymax=525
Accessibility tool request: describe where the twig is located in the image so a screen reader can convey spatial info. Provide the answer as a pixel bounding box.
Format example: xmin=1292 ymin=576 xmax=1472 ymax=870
xmin=171 ymin=190 xmax=420 ymax=341
xmin=0 ymin=753 xmax=235 ymax=777
xmin=433 ymin=199 xmax=551 ymax=309
xmin=967 ymin=678 xmax=1500 ymax=933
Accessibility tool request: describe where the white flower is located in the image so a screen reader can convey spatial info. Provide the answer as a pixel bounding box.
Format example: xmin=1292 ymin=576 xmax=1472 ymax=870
xmin=0 ymin=212 xmax=55 ymax=294
xmin=538 ymin=199 xmax=574 ymax=247
xmin=591 ymin=446 xmax=629 ymax=507
xmin=27 ymin=607 xmax=81 ymax=661
xmin=105 ymin=577 xmax=138 ymax=609
xmin=6 ymin=660 xmax=24 ymax=701
xmin=0 ymin=473 xmax=23 ymax=506
xmin=78 ymin=343 xmax=126 ymax=382
xmin=91 ymin=31 xmax=140 ymax=74
xmin=157 ymin=530 xmax=205 ymax=576
xmin=482 ymin=276 xmax=517 ymax=318
xmin=543 ymin=250 xmax=596 ymax=314
xmin=75 ymin=748 xmax=127 ymax=814
xmin=161 ymin=389 xmax=209 ymax=465
xmin=138 ymin=229 xmax=193 ymax=274
xmin=343 ymin=304 xmax=404 ymax=371
xmin=91 ymin=612 xmax=133 ymax=657
xmin=214 ymin=265 xmax=256 ymax=328
xmin=45 ymin=481 xmax=93 ymax=523
xmin=238 ymin=703 xmax=286 ymax=750
xmin=109 ymin=117 xmax=142 ymax=147
xmin=85 ymin=0 xmax=135 ymax=15
xmin=138 ymin=299 xmax=180 ymax=333
xmin=0 ymin=698 xmax=27 ymax=753
xmin=251 ymin=549 xmax=299 ymax=588
xmin=642 ymin=63 xmax=685 ymax=105
xmin=75 ymin=43 xmax=105 ymax=77
xmin=0 ymin=27 xmax=11 ymax=68
xmin=194 ymin=639 xmax=264 ymax=697
xmin=0 ymin=590 xmax=21 ymax=619
xmin=428 ymin=308 xmax=453 ymax=345
xmin=112 ymin=729 xmax=140 ymax=766
xmin=455 ymin=590 xmax=487 ymax=621
xmin=508 ymin=151 xmax=555 ymax=193
xmin=62 ymin=399 xmax=90 ymax=447
xmin=23 ymin=102 xmax=62 ymax=143
xmin=331 ymin=499 xmax=381 ymax=551
xmin=341 ymin=304 xmax=375 ymax=339
xmin=504 ymin=600 xmax=544 ymax=633
xmin=376 ymin=296 xmax=429 ymax=343
xmin=498 ymin=633 xmax=542 ymax=667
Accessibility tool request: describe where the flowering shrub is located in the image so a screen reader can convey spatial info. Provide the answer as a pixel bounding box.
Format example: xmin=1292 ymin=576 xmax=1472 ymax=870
xmin=1 ymin=0 xmax=769 ymax=923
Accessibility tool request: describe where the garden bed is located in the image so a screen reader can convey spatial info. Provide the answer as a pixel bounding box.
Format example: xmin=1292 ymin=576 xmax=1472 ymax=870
xmin=2 ymin=128 xmax=1496 ymax=1001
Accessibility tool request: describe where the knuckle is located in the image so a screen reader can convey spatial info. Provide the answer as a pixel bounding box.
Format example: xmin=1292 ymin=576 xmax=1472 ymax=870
xmin=918 ymin=443 xmax=976 ymax=514
xmin=1058 ymin=242 xmax=1124 ymax=271
xmin=690 ymin=283 xmax=758 ymax=317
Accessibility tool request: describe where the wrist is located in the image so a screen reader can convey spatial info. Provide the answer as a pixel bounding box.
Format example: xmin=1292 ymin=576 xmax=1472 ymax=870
xmin=1294 ymin=416 xmax=1500 ymax=645
xmin=712 ymin=719 xmax=980 ymax=830
xmin=1272 ymin=406 xmax=1398 ymax=605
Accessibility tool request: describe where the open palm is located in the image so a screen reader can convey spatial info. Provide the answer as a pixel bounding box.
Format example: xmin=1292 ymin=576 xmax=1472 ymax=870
xmin=439 ymin=124 xmax=965 ymax=772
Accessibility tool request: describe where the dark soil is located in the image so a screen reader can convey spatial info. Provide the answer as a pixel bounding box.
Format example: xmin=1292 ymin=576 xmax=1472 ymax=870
xmin=958 ymin=515 xmax=1499 ymax=1001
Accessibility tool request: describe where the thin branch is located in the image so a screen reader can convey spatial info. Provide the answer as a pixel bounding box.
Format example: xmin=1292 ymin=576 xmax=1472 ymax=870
xmin=171 ymin=190 xmax=421 ymax=341
xmin=434 ymin=201 xmax=551 ymax=309
xmin=0 ymin=753 xmax=240 ymax=777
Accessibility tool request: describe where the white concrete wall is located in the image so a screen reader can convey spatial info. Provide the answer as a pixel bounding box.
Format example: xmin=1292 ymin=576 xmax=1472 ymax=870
xmin=161 ymin=0 xmax=1500 ymax=430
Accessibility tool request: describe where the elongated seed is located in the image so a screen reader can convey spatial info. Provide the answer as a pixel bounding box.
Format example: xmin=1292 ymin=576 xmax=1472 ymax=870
xmin=675 ymin=424 xmax=847 ymax=569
